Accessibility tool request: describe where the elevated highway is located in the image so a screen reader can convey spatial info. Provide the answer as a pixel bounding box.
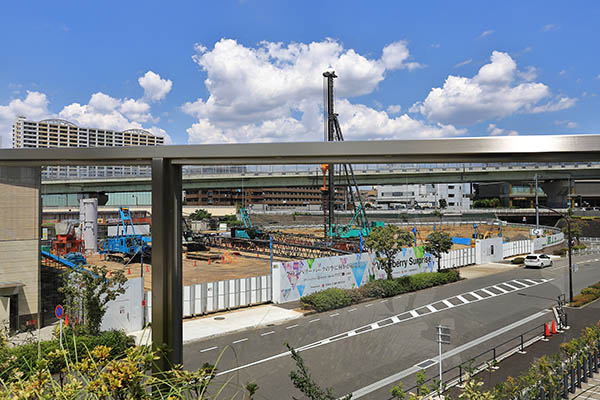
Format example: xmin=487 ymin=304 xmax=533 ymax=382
xmin=41 ymin=161 xmax=600 ymax=194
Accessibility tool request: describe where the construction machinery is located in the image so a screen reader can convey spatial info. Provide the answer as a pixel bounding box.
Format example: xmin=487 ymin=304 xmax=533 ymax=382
xmin=51 ymin=222 xmax=84 ymax=257
xmin=322 ymin=71 xmax=384 ymax=239
xmin=99 ymin=208 xmax=151 ymax=263
xmin=230 ymin=207 xmax=265 ymax=239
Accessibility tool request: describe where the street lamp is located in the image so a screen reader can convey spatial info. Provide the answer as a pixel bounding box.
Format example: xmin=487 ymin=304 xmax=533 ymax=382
xmin=538 ymin=204 xmax=573 ymax=302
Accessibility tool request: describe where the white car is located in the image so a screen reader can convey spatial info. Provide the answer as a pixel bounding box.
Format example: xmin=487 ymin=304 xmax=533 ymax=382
xmin=524 ymin=254 xmax=553 ymax=268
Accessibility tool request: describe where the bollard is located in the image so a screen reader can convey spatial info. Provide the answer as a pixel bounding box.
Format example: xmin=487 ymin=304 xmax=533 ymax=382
xmin=563 ymin=372 xmax=569 ymax=399
xmin=594 ymin=348 xmax=599 ymax=373
xmin=458 ymin=364 xmax=463 ymax=385
xmin=570 ymin=365 xmax=576 ymax=393
xmin=583 ymin=357 xmax=588 ymax=383
xmin=519 ymin=334 xmax=526 ymax=354
xmin=577 ymin=360 xmax=582 ymax=388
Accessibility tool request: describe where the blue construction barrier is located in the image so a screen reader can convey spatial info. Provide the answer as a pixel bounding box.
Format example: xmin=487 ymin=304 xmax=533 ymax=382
xmin=452 ymin=237 xmax=473 ymax=246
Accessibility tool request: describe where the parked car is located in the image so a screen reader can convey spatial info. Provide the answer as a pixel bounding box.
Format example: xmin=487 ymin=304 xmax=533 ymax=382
xmin=524 ymin=254 xmax=553 ymax=268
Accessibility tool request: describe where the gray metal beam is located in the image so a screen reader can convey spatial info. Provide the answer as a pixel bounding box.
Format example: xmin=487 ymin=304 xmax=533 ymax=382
xmin=4 ymin=134 xmax=600 ymax=166
xmin=151 ymin=158 xmax=182 ymax=375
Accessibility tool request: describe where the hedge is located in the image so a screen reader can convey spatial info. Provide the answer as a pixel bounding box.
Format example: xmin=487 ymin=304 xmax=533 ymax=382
xmin=300 ymin=270 xmax=461 ymax=312
xmin=511 ymin=257 xmax=524 ymax=264
xmin=571 ymin=281 xmax=600 ymax=307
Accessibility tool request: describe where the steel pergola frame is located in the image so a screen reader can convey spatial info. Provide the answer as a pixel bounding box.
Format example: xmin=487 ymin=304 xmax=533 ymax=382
xmin=1 ymin=134 xmax=599 ymax=374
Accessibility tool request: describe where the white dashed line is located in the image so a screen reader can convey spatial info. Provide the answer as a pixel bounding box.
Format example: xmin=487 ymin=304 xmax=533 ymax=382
xmin=365 ymin=304 xmax=374 ymax=308
xmin=492 ymin=285 xmax=509 ymax=294
xmin=309 ymin=318 xmax=320 ymax=323
xmin=469 ymin=292 xmax=484 ymax=300
xmin=233 ymin=338 xmax=248 ymax=344
xmin=409 ymin=310 xmax=419 ymax=318
xmin=426 ymin=305 xmax=437 ymax=312
xmin=286 ymin=324 xmax=298 ymax=330
xmin=348 ymin=308 xmax=357 ymax=312
xmin=442 ymin=299 xmax=454 ymax=308
xmin=479 ymin=288 xmax=496 ymax=297
xmin=456 ymin=295 xmax=469 ymax=303
xmin=261 ymin=331 xmax=274 ymax=336
xmin=330 ymin=313 xmax=340 ymax=318
xmin=200 ymin=346 xmax=218 ymax=353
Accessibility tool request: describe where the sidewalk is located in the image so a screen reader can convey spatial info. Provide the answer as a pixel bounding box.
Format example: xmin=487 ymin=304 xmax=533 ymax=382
xmin=458 ymin=262 xmax=521 ymax=279
xmin=131 ymin=303 xmax=304 ymax=345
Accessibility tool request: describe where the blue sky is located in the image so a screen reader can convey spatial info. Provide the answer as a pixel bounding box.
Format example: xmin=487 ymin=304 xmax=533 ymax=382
xmin=1 ymin=0 xmax=598 ymax=147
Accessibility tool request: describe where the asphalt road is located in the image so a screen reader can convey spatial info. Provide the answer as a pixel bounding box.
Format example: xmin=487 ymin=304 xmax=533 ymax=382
xmin=183 ymin=254 xmax=600 ymax=399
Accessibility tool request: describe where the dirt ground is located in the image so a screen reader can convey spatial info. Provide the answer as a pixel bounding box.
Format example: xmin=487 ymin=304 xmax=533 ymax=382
xmin=276 ymin=223 xmax=532 ymax=247
xmin=86 ymin=250 xmax=282 ymax=291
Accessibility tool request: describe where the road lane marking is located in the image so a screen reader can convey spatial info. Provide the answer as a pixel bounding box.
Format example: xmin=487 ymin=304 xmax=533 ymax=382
xmin=330 ymin=313 xmax=340 ymax=318
xmin=455 ymin=295 xmax=469 ymax=303
xmin=365 ymin=304 xmax=374 ymax=308
xmin=349 ymin=310 xmax=552 ymax=398
xmin=442 ymin=300 xmax=454 ymax=308
xmin=479 ymin=288 xmax=496 ymax=297
xmin=502 ymin=282 xmax=519 ymax=290
xmin=523 ymin=279 xmax=539 ymax=285
xmin=232 ymin=338 xmax=248 ymax=344
xmin=492 ymin=285 xmax=509 ymax=294
xmin=217 ymin=278 xmax=554 ymax=377
xmin=348 ymin=308 xmax=357 ymax=312
xmin=286 ymin=324 xmax=299 ymax=330
xmin=260 ymin=331 xmax=274 ymax=336
xmin=309 ymin=318 xmax=320 ymax=323
xmin=469 ymin=292 xmax=484 ymax=300
xmin=426 ymin=305 xmax=437 ymax=312
xmin=200 ymin=346 xmax=218 ymax=353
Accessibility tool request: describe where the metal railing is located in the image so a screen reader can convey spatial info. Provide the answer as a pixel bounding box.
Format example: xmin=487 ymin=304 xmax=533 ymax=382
xmin=391 ymin=323 xmax=549 ymax=399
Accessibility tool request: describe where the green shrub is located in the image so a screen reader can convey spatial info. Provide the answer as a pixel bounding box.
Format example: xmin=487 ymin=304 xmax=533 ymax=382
xmin=553 ymin=248 xmax=568 ymax=256
xmin=300 ymin=288 xmax=353 ymax=312
xmin=571 ymin=294 xmax=596 ymax=307
xmin=573 ymin=244 xmax=587 ymax=250
xmin=581 ymin=287 xmax=600 ymax=297
xmin=346 ymin=288 xmax=364 ymax=304
xmin=6 ymin=329 xmax=133 ymax=379
xmin=511 ymin=257 xmax=525 ymax=264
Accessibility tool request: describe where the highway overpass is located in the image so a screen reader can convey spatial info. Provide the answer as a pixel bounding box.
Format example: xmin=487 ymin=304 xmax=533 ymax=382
xmin=41 ymin=161 xmax=600 ymax=194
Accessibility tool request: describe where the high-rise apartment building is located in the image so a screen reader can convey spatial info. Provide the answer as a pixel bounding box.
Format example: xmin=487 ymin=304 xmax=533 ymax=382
xmin=12 ymin=117 xmax=164 ymax=179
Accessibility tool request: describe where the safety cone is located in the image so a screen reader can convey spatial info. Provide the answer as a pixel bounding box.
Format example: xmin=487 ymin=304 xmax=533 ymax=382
xmin=64 ymin=314 xmax=69 ymax=327
xmin=551 ymin=320 xmax=558 ymax=335
xmin=194 ymin=260 xmax=197 ymax=267
xmin=108 ymin=270 xmax=112 ymax=277
xmin=208 ymin=257 xmax=211 ymax=265
xmin=145 ymin=265 xmax=149 ymax=273
xmin=127 ymin=267 xmax=131 ymax=275
xmin=543 ymin=323 xmax=551 ymax=341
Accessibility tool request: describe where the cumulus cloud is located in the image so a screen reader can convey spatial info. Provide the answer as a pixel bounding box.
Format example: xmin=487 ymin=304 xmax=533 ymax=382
xmin=1 ymin=71 xmax=173 ymax=147
xmin=0 ymin=91 xmax=51 ymax=147
xmin=138 ymin=71 xmax=173 ymax=101
xmin=412 ymin=51 xmax=577 ymax=125
xmin=487 ymin=123 xmax=518 ymax=136
xmin=183 ymin=38 xmax=454 ymax=144
xmin=555 ymin=120 xmax=577 ymax=129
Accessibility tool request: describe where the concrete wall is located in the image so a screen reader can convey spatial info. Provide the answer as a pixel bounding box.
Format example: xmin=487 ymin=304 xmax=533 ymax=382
xmin=0 ymin=166 xmax=40 ymax=330
xmin=475 ymin=237 xmax=504 ymax=264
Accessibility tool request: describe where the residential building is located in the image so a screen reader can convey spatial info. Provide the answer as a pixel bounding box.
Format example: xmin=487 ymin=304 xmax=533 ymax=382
xmin=12 ymin=117 xmax=164 ymax=179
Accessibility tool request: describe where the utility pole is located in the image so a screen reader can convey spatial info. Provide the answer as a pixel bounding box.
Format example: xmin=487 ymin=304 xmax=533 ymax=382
xmin=535 ymin=174 xmax=539 ymax=233
xmin=323 ymin=71 xmax=337 ymax=237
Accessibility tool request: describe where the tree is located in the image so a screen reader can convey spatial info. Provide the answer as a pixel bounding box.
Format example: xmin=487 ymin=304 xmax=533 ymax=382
xmin=561 ymin=218 xmax=585 ymax=244
xmin=189 ymin=208 xmax=212 ymax=221
xmin=59 ymin=265 xmax=127 ymax=335
xmin=424 ymin=231 xmax=453 ymax=272
xmin=438 ymin=199 xmax=447 ymax=209
xmin=365 ymin=225 xmax=414 ymax=280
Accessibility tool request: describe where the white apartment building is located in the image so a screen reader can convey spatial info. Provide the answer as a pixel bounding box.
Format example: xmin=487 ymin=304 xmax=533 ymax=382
xmin=12 ymin=117 xmax=164 ymax=179
xmin=376 ymin=183 xmax=472 ymax=211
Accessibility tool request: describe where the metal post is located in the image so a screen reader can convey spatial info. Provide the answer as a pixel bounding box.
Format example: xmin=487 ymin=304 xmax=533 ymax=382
xmin=324 ymin=71 xmax=337 ymax=236
xmin=568 ymin=219 xmax=573 ymax=302
xmin=151 ymin=158 xmax=183 ymax=378
xmin=535 ymin=174 xmax=539 ymax=232
xmin=439 ymin=338 xmax=443 ymax=392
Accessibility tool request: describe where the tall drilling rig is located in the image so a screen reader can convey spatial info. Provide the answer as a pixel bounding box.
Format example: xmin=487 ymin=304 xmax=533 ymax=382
xmin=321 ymin=71 xmax=375 ymax=239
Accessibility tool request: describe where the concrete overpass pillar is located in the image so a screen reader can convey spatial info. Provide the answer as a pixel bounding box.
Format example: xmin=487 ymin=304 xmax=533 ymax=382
xmin=541 ymin=180 xmax=570 ymax=208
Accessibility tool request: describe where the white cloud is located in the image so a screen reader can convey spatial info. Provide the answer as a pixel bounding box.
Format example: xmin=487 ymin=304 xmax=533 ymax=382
xmin=183 ymin=38 xmax=447 ymax=144
xmin=1 ymin=71 xmax=173 ymax=147
xmin=517 ymin=66 xmax=537 ymax=81
xmin=530 ymin=97 xmax=577 ymax=113
xmin=542 ymin=24 xmax=559 ymax=32
xmin=381 ymin=41 xmax=423 ymax=70
xmin=559 ymin=70 xmax=567 ymax=76
xmin=454 ymin=59 xmax=472 ymax=68
xmin=0 ymin=91 xmax=51 ymax=147
xmin=478 ymin=30 xmax=494 ymax=39
xmin=412 ymin=51 xmax=576 ymax=125
xmin=487 ymin=123 xmax=518 ymax=136
xmin=555 ymin=120 xmax=578 ymax=129
xmin=138 ymin=71 xmax=173 ymax=102
xmin=387 ymin=104 xmax=402 ymax=114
